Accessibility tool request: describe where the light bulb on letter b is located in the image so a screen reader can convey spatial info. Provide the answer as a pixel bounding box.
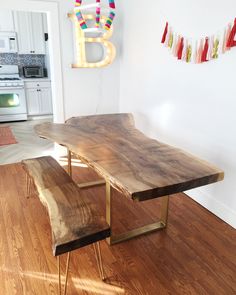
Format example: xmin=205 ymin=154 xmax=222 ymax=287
xmin=69 ymin=14 xmax=116 ymax=68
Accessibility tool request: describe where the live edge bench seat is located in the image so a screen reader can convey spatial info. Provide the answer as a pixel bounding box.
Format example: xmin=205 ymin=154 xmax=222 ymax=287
xmin=22 ymin=156 xmax=110 ymax=257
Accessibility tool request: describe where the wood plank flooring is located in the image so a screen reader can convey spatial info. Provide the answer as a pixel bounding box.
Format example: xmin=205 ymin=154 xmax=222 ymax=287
xmin=0 ymin=160 xmax=236 ymax=294
xmin=0 ymin=120 xmax=54 ymax=165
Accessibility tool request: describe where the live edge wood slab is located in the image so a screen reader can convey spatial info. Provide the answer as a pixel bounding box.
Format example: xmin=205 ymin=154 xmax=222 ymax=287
xmin=22 ymin=156 xmax=110 ymax=256
xmin=35 ymin=114 xmax=224 ymax=202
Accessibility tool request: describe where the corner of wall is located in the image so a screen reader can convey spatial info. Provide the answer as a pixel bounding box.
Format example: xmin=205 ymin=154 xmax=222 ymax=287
xmin=187 ymin=189 xmax=236 ymax=229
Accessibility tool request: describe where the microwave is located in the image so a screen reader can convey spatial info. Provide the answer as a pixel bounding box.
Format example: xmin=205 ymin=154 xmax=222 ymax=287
xmin=0 ymin=32 xmax=18 ymax=53
xmin=23 ymin=66 xmax=44 ymax=78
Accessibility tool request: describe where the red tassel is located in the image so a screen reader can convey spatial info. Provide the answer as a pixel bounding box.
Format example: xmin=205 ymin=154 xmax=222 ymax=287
xmin=201 ymin=37 xmax=209 ymax=62
xmin=161 ymin=22 xmax=168 ymax=43
xmin=177 ymin=37 xmax=184 ymax=60
xmin=227 ymin=18 xmax=236 ymax=47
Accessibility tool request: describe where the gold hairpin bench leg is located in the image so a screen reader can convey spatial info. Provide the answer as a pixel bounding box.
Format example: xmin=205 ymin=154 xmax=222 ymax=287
xmin=105 ymin=180 xmax=170 ymax=245
xmin=26 ymin=174 xmax=34 ymax=198
xmin=93 ymin=242 xmax=105 ymax=281
xmin=58 ymin=256 xmax=61 ymax=295
xmin=26 ymin=173 xmax=30 ymax=198
xmin=64 ymin=252 xmax=71 ymax=295
xmin=67 ymin=149 xmax=72 ymax=177
xmin=57 ymin=252 xmax=71 ymax=295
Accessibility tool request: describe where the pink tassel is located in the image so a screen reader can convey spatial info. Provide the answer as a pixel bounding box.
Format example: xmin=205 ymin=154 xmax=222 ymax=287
xmin=182 ymin=40 xmax=187 ymax=61
xmin=225 ymin=24 xmax=232 ymax=50
xmin=197 ymin=39 xmax=204 ymax=63
xmin=174 ymin=36 xmax=181 ymax=57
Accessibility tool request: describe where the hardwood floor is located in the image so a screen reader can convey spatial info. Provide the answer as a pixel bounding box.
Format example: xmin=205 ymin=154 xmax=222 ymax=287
xmin=0 ymin=120 xmax=54 ymax=165
xmin=0 ymin=161 xmax=236 ymax=294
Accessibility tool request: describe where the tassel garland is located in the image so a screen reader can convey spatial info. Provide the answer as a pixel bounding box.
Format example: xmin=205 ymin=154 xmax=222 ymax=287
xmin=161 ymin=18 xmax=236 ymax=64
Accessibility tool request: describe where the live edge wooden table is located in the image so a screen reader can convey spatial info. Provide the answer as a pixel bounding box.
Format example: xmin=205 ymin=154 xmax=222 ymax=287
xmin=35 ymin=113 xmax=224 ymax=245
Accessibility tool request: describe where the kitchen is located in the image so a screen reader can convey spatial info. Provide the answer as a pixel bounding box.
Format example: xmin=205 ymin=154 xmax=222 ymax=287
xmin=0 ymin=9 xmax=54 ymax=164
xmin=0 ymin=9 xmax=53 ymax=122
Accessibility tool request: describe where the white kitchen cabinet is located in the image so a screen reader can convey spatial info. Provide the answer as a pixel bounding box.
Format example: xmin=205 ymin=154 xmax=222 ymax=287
xmin=25 ymin=81 xmax=53 ymax=116
xmin=0 ymin=10 xmax=14 ymax=32
xmin=39 ymin=88 xmax=53 ymax=115
xmin=26 ymin=88 xmax=40 ymax=115
xmin=13 ymin=11 xmax=46 ymax=54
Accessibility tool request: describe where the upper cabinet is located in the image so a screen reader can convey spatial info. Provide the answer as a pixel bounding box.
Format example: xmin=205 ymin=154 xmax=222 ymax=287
xmin=13 ymin=11 xmax=46 ymax=55
xmin=0 ymin=10 xmax=14 ymax=32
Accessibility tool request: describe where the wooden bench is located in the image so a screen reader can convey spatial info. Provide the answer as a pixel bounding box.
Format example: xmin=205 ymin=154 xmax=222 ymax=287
xmin=22 ymin=156 xmax=110 ymax=295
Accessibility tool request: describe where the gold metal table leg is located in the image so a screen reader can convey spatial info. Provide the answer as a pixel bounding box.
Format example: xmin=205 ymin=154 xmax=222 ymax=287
xmin=67 ymin=150 xmax=106 ymax=188
xmin=106 ymin=180 xmax=112 ymax=245
xmin=105 ymin=180 xmax=170 ymax=245
xmin=160 ymin=195 xmax=169 ymax=226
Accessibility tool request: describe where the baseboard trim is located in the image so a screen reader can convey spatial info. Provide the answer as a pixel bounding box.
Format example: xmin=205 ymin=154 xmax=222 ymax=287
xmin=186 ymin=189 xmax=236 ymax=229
xmin=28 ymin=115 xmax=53 ymax=121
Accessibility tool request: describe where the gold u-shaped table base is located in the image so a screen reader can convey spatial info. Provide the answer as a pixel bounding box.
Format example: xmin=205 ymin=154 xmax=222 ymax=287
xmin=105 ymin=180 xmax=169 ymax=245
xmin=67 ymin=150 xmax=170 ymax=246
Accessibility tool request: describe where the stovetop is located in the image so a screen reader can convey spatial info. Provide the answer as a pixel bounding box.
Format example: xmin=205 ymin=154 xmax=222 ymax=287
xmin=0 ymin=65 xmax=23 ymax=87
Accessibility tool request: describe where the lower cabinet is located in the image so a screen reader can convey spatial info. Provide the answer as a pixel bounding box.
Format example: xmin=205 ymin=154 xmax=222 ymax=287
xmin=25 ymin=81 xmax=53 ymax=116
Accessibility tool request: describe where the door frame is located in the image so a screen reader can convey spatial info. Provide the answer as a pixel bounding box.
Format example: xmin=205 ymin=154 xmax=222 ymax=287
xmin=0 ymin=0 xmax=65 ymax=123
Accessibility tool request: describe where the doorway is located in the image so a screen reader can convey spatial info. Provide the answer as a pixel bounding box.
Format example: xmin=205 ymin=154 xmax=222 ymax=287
xmin=0 ymin=0 xmax=65 ymax=164
xmin=0 ymin=0 xmax=65 ymax=123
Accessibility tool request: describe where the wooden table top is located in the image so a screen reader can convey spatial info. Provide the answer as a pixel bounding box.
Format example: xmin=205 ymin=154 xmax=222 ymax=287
xmin=35 ymin=113 xmax=224 ymax=201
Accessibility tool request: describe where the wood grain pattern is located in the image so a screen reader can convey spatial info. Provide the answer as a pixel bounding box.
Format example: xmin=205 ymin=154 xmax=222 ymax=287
xmin=35 ymin=113 xmax=224 ymax=201
xmin=22 ymin=156 xmax=110 ymax=256
xmin=0 ymin=162 xmax=235 ymax=295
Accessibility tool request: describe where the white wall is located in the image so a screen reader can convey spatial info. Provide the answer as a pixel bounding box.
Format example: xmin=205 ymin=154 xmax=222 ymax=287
xmin=47 ymin=0 xmax=121 ymax=120
xmin=32 ymin=0 xmax=120 ymax=157
xmin=120 ymin=0 xmax=236 ymax=228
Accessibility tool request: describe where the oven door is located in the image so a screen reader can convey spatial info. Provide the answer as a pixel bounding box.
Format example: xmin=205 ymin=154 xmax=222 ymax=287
xmin=0 ymin=87 xmax=27 ymax=121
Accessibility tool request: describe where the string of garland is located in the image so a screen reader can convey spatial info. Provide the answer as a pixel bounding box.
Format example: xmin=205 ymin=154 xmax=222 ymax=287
xmin=74 ymin=0 xmax=116 ymax=31
xmin=161 ymin=18 xmax=236 ymax=63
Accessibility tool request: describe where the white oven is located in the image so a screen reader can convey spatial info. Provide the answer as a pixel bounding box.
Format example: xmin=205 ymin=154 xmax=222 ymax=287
xmin=0 ymin=86 xmax=27 ymax=122
xmin=0 ymin=65 xmax=27 ymax=122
